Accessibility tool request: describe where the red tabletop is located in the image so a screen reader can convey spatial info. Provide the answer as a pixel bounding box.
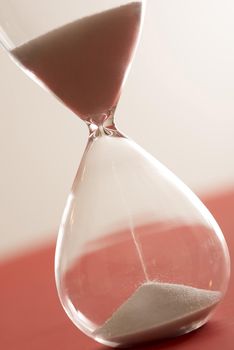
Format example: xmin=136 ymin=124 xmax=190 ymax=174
xmin=0 ymin=189 xmax=233 ymax=350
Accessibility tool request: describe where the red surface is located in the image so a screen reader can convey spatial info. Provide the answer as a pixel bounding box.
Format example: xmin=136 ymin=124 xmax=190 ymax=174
xmin=0 ymin=190 xmax=234 ymax=350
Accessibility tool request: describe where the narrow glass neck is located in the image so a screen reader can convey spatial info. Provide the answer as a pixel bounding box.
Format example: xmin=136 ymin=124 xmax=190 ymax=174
xmin=86 ymin=108 xmax=124 ymax=139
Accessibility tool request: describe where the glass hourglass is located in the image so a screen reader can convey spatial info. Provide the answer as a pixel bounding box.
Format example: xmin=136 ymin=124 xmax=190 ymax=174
xmin=0 ymin=0 xmax=230 ymax=348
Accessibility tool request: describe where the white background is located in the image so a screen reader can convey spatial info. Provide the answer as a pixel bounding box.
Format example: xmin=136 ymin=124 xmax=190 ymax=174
xmin=0 ymin=0 xmax=234 ymax=259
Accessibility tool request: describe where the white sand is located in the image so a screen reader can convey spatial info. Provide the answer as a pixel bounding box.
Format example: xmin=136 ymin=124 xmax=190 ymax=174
xmin=94 ymin=282 xmax=221 ymax=345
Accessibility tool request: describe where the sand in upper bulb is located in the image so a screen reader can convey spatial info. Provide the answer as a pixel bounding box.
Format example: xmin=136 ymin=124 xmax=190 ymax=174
xmin=94 ymin=281 xmax=221 ymax=346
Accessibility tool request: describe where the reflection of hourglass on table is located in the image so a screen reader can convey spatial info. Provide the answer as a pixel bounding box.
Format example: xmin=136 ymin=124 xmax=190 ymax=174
xmin=0 ymin=0 xmax=230 ymax=348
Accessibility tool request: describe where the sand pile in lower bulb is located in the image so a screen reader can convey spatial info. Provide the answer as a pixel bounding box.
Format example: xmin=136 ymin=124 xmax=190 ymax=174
xmin=94 ymin=282 xmax=221 ymax=345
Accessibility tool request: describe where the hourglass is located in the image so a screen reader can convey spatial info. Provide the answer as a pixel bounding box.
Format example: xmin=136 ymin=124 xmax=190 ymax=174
xmin=0 ymin=0 xmax=230 ymax=348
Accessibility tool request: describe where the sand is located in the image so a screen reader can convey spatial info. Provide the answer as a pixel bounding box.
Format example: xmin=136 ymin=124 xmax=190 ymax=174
xmin=94 ymin=281 xmax=221 ymax=346
xmin=11 ymin=2 xmax=142 ymax=123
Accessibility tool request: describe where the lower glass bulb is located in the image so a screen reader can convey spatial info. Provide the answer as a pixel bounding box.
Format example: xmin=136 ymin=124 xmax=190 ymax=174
xmin=55 ymin=132 xmax=230 ymax=348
